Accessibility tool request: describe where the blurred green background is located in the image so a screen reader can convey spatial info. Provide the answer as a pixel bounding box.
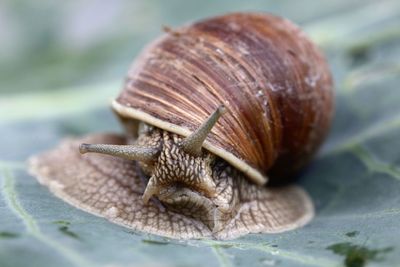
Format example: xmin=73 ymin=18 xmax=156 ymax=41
xmin=1 ymin=1 xmax=400 ymax=267
xmin=1 ymin=0 xmax=398 ymax=95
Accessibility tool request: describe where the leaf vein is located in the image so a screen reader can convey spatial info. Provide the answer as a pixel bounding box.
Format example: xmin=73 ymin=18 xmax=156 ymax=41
xmin=350 ymin=145 xmax=400 ymax=181
xmin=1 ymin=167 xmax=95 ymax=267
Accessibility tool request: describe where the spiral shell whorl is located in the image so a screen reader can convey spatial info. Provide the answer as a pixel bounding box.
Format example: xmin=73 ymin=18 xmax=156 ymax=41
xmin=115 ymin=13 xmax=334 ymax=184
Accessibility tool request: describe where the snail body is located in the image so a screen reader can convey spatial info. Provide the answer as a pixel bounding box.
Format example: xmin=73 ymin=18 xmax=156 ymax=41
xmin=29 ymin=13 xmax=333 ymax=240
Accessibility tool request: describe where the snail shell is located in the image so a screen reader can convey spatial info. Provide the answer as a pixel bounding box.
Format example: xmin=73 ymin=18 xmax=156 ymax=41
xmin=114 ymin=12 xmax=333 ymax=185
xmin=29 ymin=12 xmax=333 ymax=240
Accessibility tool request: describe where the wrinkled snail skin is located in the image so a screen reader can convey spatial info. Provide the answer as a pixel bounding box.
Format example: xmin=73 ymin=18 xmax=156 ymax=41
xmin=29 ymin=132 xmax=314 ymax=239
xmin=28 ymin=12 xmax=333 ymax=240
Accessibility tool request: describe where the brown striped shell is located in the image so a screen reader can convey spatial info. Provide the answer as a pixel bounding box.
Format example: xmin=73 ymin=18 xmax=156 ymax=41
xmin=112 ymin=12 xmax=334 ymax=185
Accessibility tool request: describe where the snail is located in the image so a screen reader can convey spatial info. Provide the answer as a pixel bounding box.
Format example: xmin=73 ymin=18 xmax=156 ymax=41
xmin=29 ymin=12 xmax=334 ymax=240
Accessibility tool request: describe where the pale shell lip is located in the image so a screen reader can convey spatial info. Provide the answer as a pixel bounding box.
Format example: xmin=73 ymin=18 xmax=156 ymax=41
xmin=112 ymin=100 xmax=268 ymax=185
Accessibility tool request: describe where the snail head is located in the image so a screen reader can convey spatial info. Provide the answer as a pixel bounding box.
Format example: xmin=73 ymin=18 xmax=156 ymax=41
xmin=79 ymin=105 xmax=228 ymax=229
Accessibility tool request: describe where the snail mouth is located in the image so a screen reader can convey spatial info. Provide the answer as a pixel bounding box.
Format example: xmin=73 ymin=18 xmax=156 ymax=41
xmin=155 ymin=185 xmax=237 ymax=232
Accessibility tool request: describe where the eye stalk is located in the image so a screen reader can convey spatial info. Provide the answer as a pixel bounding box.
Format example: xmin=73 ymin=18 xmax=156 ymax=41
xmin=79 ymin=143 xmax=159 ymax=162
xmin=181 ymin=105 xmax=226 ymax=157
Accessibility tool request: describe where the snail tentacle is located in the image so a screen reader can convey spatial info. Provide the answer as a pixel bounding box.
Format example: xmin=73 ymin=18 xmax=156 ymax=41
xmin=181 ymin=105 xmax=226 ymax=157
xmin=142 ymin=176 xmax=159 ymax=204
xmin=79 ymin=143 xmax=159 ymax=162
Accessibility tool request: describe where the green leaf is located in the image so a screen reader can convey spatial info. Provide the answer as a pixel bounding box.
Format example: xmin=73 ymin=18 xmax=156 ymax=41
xmin=1 ymin=0 xmax=400 ymax=266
